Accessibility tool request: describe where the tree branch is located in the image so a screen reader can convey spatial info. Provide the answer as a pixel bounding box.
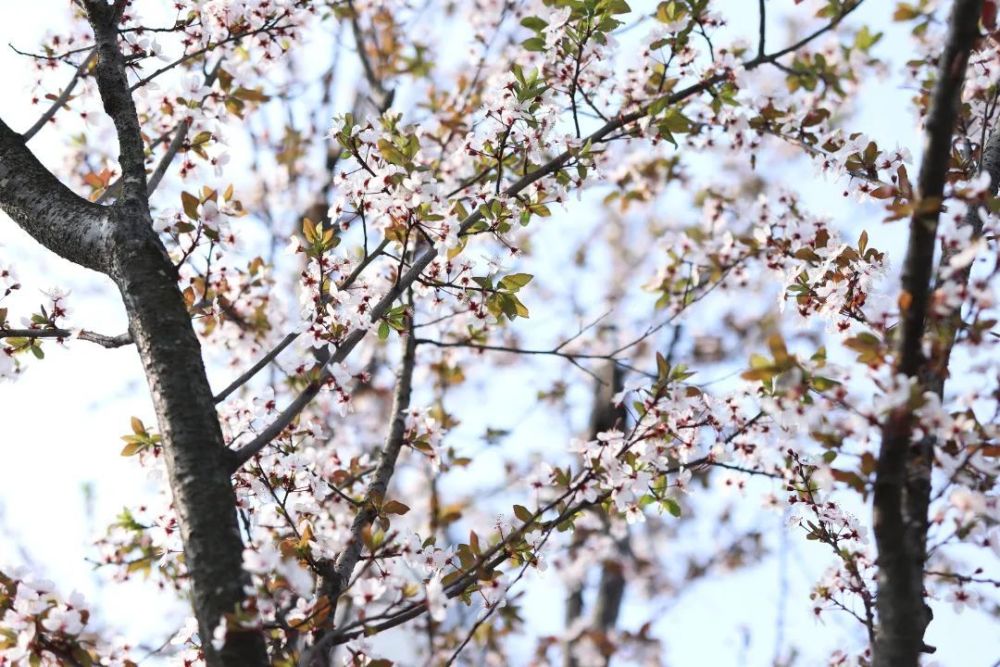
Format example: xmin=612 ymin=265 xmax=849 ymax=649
xmin=0 ymin=119 xmax=110 ymax=273
xmin=872 ymin=2 xmax=982 ymax=665
xmin=146 ymin=60 xmax=224 ymax=198
xmin=98 ymin=60 xmax=223 ymax=205
xmin=757 ymin=0 xmax=767 ymax=58
xmin=215 ymin=13 xmax=397 ymax=406
xmin=1 ymin=327 xmax=132 ymax=348
xmin=304 ymin=329 xmax=416 ymax=667
xmin=347 ymin=0 xmax=392 ymax=110
xmin=323 ymin=414 xmax=768 ymax=649
xmin=413 ymin=336 xmax=631 ymax=368
xmin=213 ymin=331 xmax=297 ymax=404
xmin=84 ymin=0 xmax=148 ymax=205
xmin=214 ymin=239 xmax=389 ymax=412
xmin=128 ymin=17 xmax=290 ymax=92
xmin=229 ymin=2 xmax=864 ymax=472
xmin=22 ymin=48 xmax=97 ymax=142
xmin=334 ymin=329 xmax=416 ymax=585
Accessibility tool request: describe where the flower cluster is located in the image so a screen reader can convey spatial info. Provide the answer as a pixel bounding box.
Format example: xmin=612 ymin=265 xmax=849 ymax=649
xmin=0 ymin=568 xmax=133 ymax=666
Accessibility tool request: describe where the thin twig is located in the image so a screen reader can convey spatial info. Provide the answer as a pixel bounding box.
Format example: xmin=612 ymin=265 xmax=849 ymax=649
xmin=128 ymin=17 xmax=289 ymax=92
xmin=23 ymin=49 xmax=97 ymax=141
xmin=1 ymin=327 xmax=132 ymax=348
xmin=213 ymin=332 xmax=297 ymax=404
xmin=215 ymin=238 xmax=391 ymax=409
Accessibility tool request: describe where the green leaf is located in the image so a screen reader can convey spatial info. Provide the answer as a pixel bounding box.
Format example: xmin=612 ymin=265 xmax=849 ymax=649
xmin=513 ymin=504 xmax=533 ymax=523
xmin=656 ymin=351 xmax=669 ymax=380
xmin=600 ymin=0 xmax=632 ymax=15
xmin=302 ymin=217 xmax=318 ymax=244
xmin=120 ymin=442 xmax=144 ymax=457
xmin=181 ymin=191 xmax=200 ymax=220
xmin=377 ymin=138 xmax=409 ymax=166
xmin=528 ymin=202 xmax=551 ymax=217
xmin=811 ymin=376 xmax=840 ymax=391
xmin=659 ymin=108 xmax=691 ymax=133
xmin=655 ymin=1 xmax=686 ymax=24
xmin=662 ymin=497 xmax=682 ymax=518
xmin=499 ymin=273 xmax=534 ymax=291
xmin=471 ymin=276 xmax=494 ymax=290
xmin=520 ymin=16 xmax=548 ymax=31
xmin=233 ymin=86 xmax=270 ymax=103
xmin=854 ymin=25 xmax=882 ymax=51
xmin=509 ymin=295 xmax=530 ymax=319
xmin=522 ymin=36 xmax=546 ymax=51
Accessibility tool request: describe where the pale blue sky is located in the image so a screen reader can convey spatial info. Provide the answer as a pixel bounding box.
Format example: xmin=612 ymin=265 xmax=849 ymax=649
xmin=0 ymin=2 xmax=996 ymax=665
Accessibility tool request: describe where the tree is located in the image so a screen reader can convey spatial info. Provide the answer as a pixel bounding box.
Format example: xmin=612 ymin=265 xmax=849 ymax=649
xmin=0 ymin=0 xmax=996 ymax=666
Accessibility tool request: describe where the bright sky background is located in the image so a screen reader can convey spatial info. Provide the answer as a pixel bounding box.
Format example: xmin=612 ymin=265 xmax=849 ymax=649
xmin=0 ymin=1 xmax=997 ymax=665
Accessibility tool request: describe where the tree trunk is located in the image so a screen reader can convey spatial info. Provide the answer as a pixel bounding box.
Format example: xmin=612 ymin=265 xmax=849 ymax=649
xmin=872 ymin=2 xmax=982 ymax=664
xmin=107 ymin=205 xmax=268 ymax=665
xmin=563 ymin=362 xmax=628 ymax=667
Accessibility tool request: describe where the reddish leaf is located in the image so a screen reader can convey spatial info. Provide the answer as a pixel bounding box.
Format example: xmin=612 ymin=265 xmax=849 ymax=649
xmin=984 ymin=0 xmax=997 ymax=30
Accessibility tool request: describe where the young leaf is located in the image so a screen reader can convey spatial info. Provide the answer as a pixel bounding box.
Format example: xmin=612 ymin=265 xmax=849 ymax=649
xmin=383 ymin=500 xmax=411 ymax=516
